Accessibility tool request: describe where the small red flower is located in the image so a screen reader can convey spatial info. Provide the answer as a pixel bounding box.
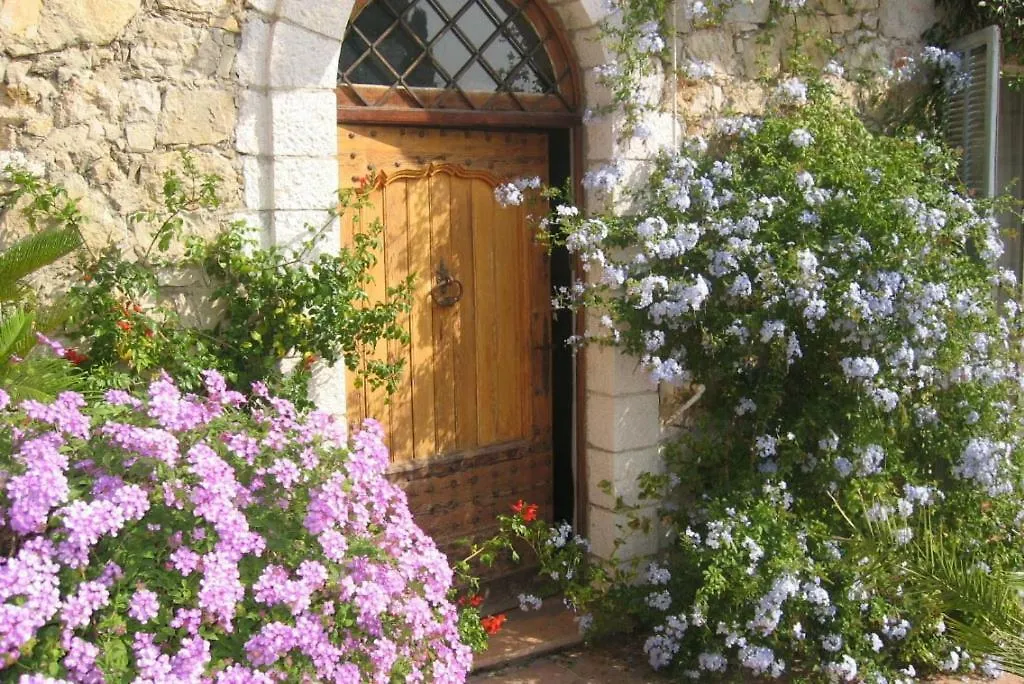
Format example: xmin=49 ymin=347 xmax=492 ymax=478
xmin=480 ymin=613 xmax=507 ymax=635
xmin=144 ymin=328 xmax=154 ymax=339
xmin=457 ymin=594 xmax=484 ymax=608
xmin=116 ymin=320 xmax=133 ymax=332
xmin=63 ymin=348 xmax=87 ymax=365
xmin=511 ymin=499 xmax=538 ymax=522
xmin=523 ymin=503 xmax=538 ymax=522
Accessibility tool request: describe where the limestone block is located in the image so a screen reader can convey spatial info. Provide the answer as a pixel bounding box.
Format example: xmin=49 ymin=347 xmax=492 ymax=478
xmin=878 ymin=0 xmax=935 ymax=40
xmin=683 ymin=29 xmax=740 ymax=74
xmin=235 ymin=90 xmax=271 ymax=155
xmin=829 ymin=12 xmax=861 ymax=33
xmin=244 ymin=0 xmax=277 ymax=15
xmin=1 ymin=0 xmax=140 ymax=56
xmin=122 ymin=80 xmax=161 ymax=122
xmin=242 ymin=155 xmax=273 ymax=211
xmin=271 ymin=90 xmax=337 ymax=157
xmin=157 ymin=87 xmax=236 ymax=145
xmin=586 ymin=344 xmax=656 ymax=397
xmin=725 ymin=81 xmax=768 ymax=114
xmin=586 ymin=390 xmax=660 ymax=453
xmin=130 ymin=17 xmax=202 ymax=76
xmin=586 ymin=445 xmax=665 ymax=509
xmin=268 ymin=22 xmax=342 ymax=89
xmin=157 ymin=0 xmax=233 ymax=13
xmin=272 ymin=209 xmax=338 ymax=251
xmin=582 ymin=111 xmax=615 ymax=159
xmin=796 ymin=12 xmax=833 ymax=36
xmin=555 ymin=0 xmax=599 ymax=31
xmin=308 ymin=361 xmax=347 ymax=419
xmin=147 ymin=150 xmax=242 ymax=209
xmin=570 ymin=26 xmax=611 ymax=71
xmin=235 ymin=17 xmax=270 ymax=86
xmin=23 ymin=114 xmax=53 ymax=137
xmin=726 ymin=0 xmax=770 ymax=24
xmin=272 ymin=157 xmax=338 ymax=212
xmin=279 ymin=0 xmax=351 ymax=40
xmin=125 ymin=121 xmax=157 ymax=151
xmin=587 ymin=503 xmax=663 ymax=560
xmin=677 ymin=80 xmax=724 ymax=119
xmin=228 ymin=209 xmax=272 ymax=248
xmin=581 ymin=68 xmax=614 ymax=111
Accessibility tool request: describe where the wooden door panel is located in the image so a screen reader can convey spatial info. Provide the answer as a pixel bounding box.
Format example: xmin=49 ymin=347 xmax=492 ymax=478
xmin=339 ymin=124 xmax=552 ymax=549
xmin=449 ymin=177 xmax=479 ymax=451
xmin=429 ymin=173 xmax=458 ymax=455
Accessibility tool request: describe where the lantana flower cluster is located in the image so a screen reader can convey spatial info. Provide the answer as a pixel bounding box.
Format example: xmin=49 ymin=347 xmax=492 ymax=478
xmin=536 ymin=79 xmax=1024 ymax=681
xmin=0 ymin=371 xmax=471 ymax=682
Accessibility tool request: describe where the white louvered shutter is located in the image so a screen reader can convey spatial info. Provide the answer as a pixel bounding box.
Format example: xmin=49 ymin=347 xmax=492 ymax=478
xmin=945 ymin=25 xmax=1001 ymax=197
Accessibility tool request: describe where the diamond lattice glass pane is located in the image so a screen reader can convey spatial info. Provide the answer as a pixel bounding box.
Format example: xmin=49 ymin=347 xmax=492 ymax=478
xmin=433 ymin=33 xmax=473 ymax=76
xmin=455 ymin=3 xmax=497 ymax=49
xmin=458 ymin=61 xmax=499 ymax=91
xmin=435 ymin=0 xmax=470 ymax=19
xmin=339 ymin=32 xmax=369 ymax=76
xmin=482 ymin=36 xmax=525 ymax=82
xmin=408 ymin=1 xmax=446 ymax=41
xmin=407 ymin=59 xmax=447 ymax=88
xmin=353 ymin=2 xmax=397 ymax=42
xmin=350 ymin=52 xmax=398 ymax=86
xmin=377 ymin=24 xmax=424 ymax=75
xmin=502 ymin=62 xmax=547 ymax=93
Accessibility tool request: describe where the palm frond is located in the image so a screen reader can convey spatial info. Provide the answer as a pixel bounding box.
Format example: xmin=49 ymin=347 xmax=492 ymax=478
xmin=0 ymin=307 xmax=36 ymax=362
xmin=0 ymin=356 xmax=78 ymax=403
xmin=0 ymin=227 xmax=81 ymax=300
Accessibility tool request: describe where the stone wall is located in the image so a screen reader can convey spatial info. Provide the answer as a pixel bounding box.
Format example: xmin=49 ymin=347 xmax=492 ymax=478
xmin=675 ymin=0 xmax=937 ymax=130
xmin=0 ymin=0 xmax=245 ymax=256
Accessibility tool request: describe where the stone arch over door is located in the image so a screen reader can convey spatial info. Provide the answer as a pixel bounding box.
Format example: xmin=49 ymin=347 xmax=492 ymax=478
xmin=234 ymin=0 xmax=662 ymax=560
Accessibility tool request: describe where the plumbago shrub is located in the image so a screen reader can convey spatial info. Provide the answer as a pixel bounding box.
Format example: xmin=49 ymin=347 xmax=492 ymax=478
xmin=0 ymin=372 xmax=471 ymax=682
xmin=541 ymin=79 xmax=1024 ymax=681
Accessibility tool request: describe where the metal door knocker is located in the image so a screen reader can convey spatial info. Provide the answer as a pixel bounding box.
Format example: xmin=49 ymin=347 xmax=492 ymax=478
xmin=430 ymin=259 xmax=463 ymax=307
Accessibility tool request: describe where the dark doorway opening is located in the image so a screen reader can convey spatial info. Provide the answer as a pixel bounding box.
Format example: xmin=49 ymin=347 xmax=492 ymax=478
xmin=548 ymin=128 xmax=575 ymax=525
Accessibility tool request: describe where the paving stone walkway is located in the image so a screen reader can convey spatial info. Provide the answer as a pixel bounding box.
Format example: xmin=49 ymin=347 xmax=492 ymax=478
xmin=470 ymin=643 xmax=670 ymax=684
xmin=469 ymin=602 xmax=1024 ymax=684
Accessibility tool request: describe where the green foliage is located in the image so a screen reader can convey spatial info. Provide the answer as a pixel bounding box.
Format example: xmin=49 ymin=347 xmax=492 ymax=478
xmin=60 ymin=155 xmax=411 ymax=402
xmin=0 ymin=165 xmax=82 ymax=400
xmin=195 ymin=193 xmax=412 ymax=396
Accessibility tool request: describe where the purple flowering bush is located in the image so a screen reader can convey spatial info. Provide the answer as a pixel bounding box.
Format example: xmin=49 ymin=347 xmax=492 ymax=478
xmin=0 ymin=371 xmax=471 ymax=682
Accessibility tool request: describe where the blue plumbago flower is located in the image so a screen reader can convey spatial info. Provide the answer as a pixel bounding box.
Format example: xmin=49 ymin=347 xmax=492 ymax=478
xmin=517 ymin=593 xmax=543 ymax=611
xmin=636 ymin=21 xmax=665 ymax=54
xmin=789 ymin=128 xmax=814 ymax=148
xmin=685 ymin=60 xmax=715 ymax=80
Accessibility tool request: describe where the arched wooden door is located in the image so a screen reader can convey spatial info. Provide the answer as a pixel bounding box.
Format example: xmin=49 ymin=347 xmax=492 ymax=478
xmin=340 ymin=125 xmax=552 ymax=549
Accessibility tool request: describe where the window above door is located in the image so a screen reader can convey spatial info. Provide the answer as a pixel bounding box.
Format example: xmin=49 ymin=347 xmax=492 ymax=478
xmin=337 ymin=0 xmax=579 ymax=118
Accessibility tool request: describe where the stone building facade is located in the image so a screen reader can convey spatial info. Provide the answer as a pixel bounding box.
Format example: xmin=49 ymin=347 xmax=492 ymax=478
xmin=0 ymin=0 xmax=939 ymax=558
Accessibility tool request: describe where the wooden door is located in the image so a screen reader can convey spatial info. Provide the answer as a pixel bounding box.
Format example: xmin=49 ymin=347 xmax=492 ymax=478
xmin=339 ymin=125 xmax=553 ymax=553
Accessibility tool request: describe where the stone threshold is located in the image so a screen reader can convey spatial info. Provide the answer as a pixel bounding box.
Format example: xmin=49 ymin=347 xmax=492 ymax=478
xmin=471 ymin=600 xmax=584 ymax=673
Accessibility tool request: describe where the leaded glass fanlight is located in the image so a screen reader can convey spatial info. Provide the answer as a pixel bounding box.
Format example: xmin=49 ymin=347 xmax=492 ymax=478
xmin=337 ymin=0 xmax=579 ymax=115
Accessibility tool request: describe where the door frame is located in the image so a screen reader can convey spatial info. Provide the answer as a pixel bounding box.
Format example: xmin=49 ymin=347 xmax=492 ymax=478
xmin=336 ymin=108 xmax=586 ymax=532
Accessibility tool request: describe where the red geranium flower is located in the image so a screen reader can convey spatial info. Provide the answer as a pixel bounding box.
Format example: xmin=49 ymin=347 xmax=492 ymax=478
xmin=116 ymin=320 xmax=133 ymax=332
xmin=457 ymin=594 xmax=484 ymax=608
xmin=63 ymin=348 xmax=87 ymax=365
xmin=511 ymin=499 xmax=538 ymax=522
xmin=480 ymin=613 xmax=507 ymax=635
